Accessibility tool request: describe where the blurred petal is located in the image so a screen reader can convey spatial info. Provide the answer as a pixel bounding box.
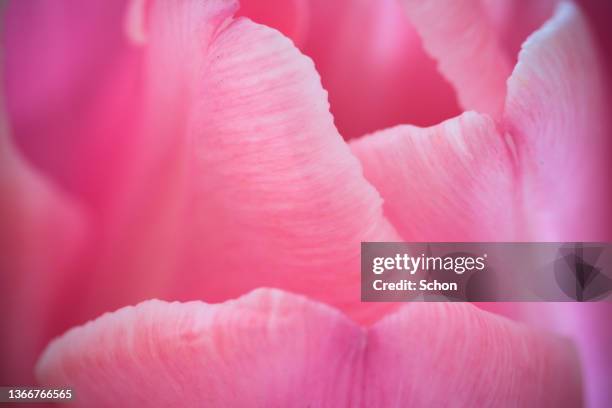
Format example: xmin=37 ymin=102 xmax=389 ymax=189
xmin=1 ymin=0 xmax=243 ymax=352
xmin=38 ymin=291 xmax=581 ymax=406
xmin=37 ymin=289 xmax=362 ymax=407
xmin=237 ymin=0 xmax=309 ymax=46
xmin=46 ymin=1 xmax=400 ymax=328
xmin=558 ymin=304 xmax=612 ymax=408
xmin=242 ymin=0 xmax=461 ymax=139
xmin=480 ymin=0 xmax=559 ymax=60
xmin=365 ymin=302 xmax=582 ymax=407
xmin=0 ymin=83 xmax=85 ymax=382
xmin=3 ymin=0 xmax=141 ymax=207
xmin=402 ymin=0 xmax=512 ymax=117
xmin=350 ymin=111 xmax=517 ymax=241
xmin=503 ymin=1 xmax=612 ymax=240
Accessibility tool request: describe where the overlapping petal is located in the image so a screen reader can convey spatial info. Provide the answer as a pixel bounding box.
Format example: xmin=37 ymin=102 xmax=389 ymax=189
xmin=4 ymin=0 xmax=401 ymax=334
xmin=480 ymin=0 xmax=559 ymax=59
xmin=241 ymin=0 xmax=461 ymax=138
xmin=504 ymin=1 xmax=611 ymax=240
xmin=37 ymin=289 xmax=582 ymax=407
xmin=2 ymin=1 xmax=609 ymax=403
xmin=401 ymin=0 xmax=513 ymax=117
xmin=37 ymin=289 xmax=362 ymax=407
xmin=351 ymin=111 xmax=518 ymax=241
xmin=365 ymin=301 xmax=582 ymax=406
xmin=351 ymin=3 xmax=611 ymax=403
xmin=179 ymin=16 xmax=400 ymax=321
xmin=352 ymin=1 xmax=610 ymax=242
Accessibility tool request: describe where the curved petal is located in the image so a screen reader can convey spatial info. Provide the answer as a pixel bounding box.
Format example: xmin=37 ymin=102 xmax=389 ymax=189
xmin=41 ymin=1 xmax=400 ymax=329
xmin=36 ymin=289 xmax=362 ymax=407
xmin=182 ymin=17 xmax=400 ymax=322
xmin=236 ymin=0 xmax=309 ymax=47
xmin=4 ymin=0 xmax=400 ymax=380
xmin=241 ymin=0 xmax=461 ymax=139
xmin=37 ymin=291 xmax=582 ymax=407
xmin=350 ymin=111 xmax=518 ymax=241
xmin=481 ymin=0 xmax=559 ymax=60
xmin=1 ymin=0 xmax=248 ymax=384
xmin=401 ymin=0 xmax=513 ymax=117
xmin=365 ymin=302 xmax=582 ymax=407
xmin=503 ymin=1 xmax=612 ymax=240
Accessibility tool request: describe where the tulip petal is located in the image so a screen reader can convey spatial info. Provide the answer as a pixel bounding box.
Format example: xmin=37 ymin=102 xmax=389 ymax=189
xmin=401 ymin=0 xmax=513 ymax=117
xmin=0 ymin=99 xmax=85 ymax=382
xmin=37 ymin=291 xmax=582 ymax=406
xmin=289 ymin=0 xmax=461 ymax=138
xmin=556 ymin=304 xmax=612 ymax=408
xmin=365 ymin=302 xmax=582 ymax=407
xmin=7 ymin=2 xmax=401 ymax=374
xmin=3 ymin=0 xmax=141 ymax=205
xmin=1 ymin=0 xmax=241 ymax=382
xmin=237 ymin=0 xmax=309 ymax=47
xmin=350 ymin=111 xmax=517 ymax=241
xmin=504 ymin=1 xmax=612 ymax=240
xmin=36 ymin=289 xmax=362 ymax=407
xmin=178 ymin=17 xmax=400 ymax=322
xmin=481 ymin=0 xmax=559 ymax=60
xmin=66 ymin=1 xmax=400 ymax=326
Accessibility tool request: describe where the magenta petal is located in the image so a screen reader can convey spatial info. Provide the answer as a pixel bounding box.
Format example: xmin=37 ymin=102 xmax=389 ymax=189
xmin=504 ymin=2 xmax=612 ymax=240
xmin=237 ymin=0 xmax=309 ymax=46
xmin=3 ymin=0 xmax=141 ymax=206
xmin=0 ymin=107 xmax=85 ymax=383
xmin=294 ymin=0 xmax=461 ymax=138
xmin=36 ymin=289 xmax=362 ymax=407
xmin=351 ymin=112 xmax=517 ymax=241
xmin=19 ymin=0 xmax=245 ymax=339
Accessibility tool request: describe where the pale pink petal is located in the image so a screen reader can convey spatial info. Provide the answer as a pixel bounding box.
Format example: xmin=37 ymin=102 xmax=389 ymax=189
xmin=37 ymin=291 xmax=582 ymax=406
xmin=181 ymin=16 xmax=400 ymax=322
xmin=36 ymin=289 xmax=362 ymax=407
xmin=365 ymin=302 xmax=582 ymax=407
xmin=401 ymin=0 xmax=513 ymax=117
xmin=350 ymin=111 xmax=517 ymax=241
xmin=503 ymin=1 xmax=612 ymax=240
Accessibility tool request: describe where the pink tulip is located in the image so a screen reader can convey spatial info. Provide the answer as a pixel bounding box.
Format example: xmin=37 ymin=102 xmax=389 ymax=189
xmin=1 ymin=0 xmax=610 ymax=406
